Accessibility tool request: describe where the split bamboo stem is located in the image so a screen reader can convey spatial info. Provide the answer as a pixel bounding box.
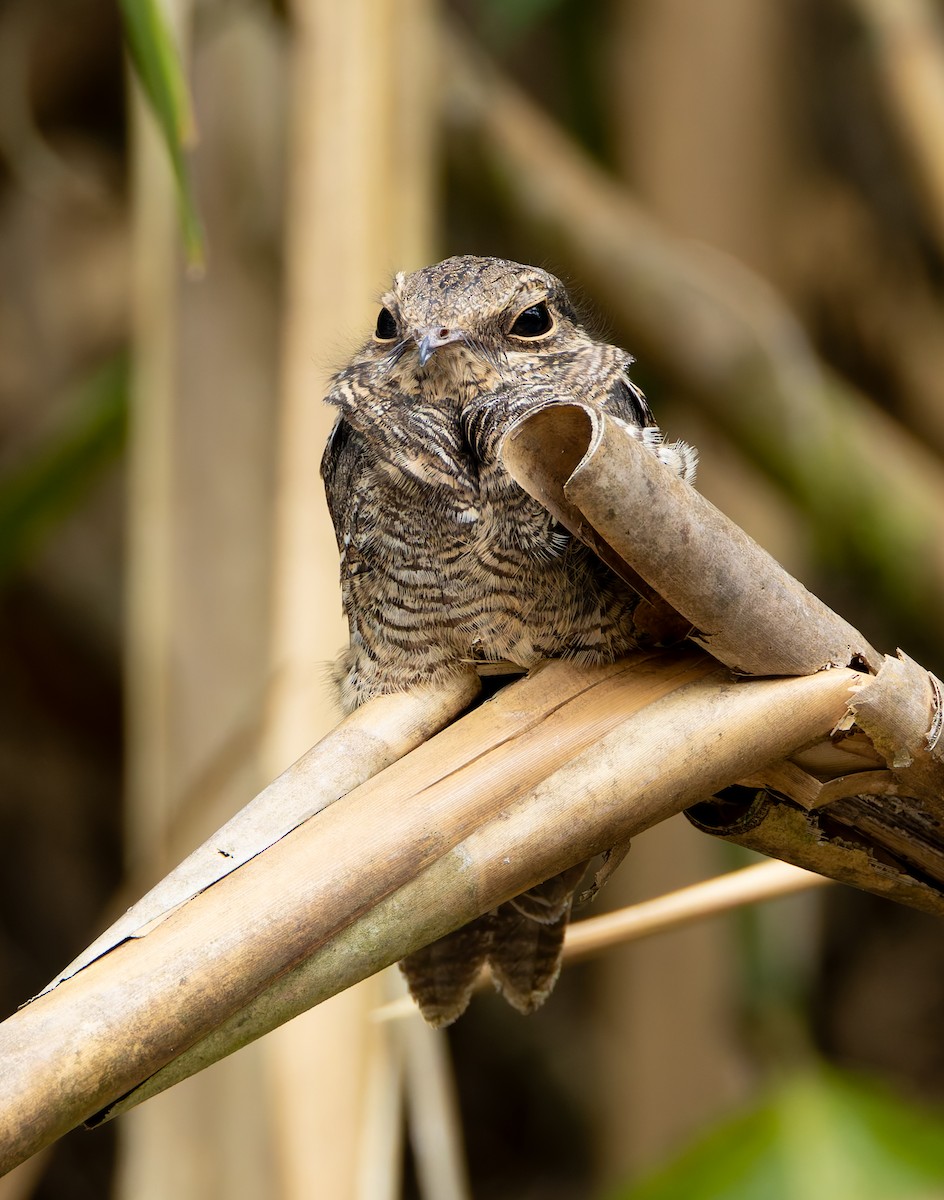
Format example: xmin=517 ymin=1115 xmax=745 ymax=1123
xmin=0 ymin=655 xmax=858 ymax=1173
xmin=41 ymin=673 xmax=480 ymax=994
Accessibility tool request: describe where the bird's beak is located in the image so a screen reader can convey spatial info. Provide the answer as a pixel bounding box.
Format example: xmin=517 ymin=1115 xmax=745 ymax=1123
xmin=416 ymin=326 xmax=465 ymax=366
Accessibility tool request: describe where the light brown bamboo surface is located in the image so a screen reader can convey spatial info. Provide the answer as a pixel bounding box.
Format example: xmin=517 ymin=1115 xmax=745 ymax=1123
xmin=260 ymin=1 xmax=439 ymax=1196
xmin=39 ymin=674 xmax=479 ymax=996
xmin=851 ymin=0 xmax=944 ymax=260
xmin=0 ymin=653 xmax=860 ymax=1173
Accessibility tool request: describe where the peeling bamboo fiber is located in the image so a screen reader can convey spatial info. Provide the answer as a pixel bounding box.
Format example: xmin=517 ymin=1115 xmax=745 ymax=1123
xmin=0 ymin=655 xmax=857 ymax=1172
xmin=686 ymin=790 xmax=944 ymax=918
xmin=501 ymin=403 xmax=881 ymax=677
xmin=42 ymin=671 xmax=481 ymax=994
xmin=849 ymin=651 xmax=944 ymax=810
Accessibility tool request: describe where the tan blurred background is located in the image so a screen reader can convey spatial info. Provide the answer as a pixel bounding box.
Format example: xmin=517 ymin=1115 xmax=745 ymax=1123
xmin=2 ymin=1 xmax=944 ymax=1197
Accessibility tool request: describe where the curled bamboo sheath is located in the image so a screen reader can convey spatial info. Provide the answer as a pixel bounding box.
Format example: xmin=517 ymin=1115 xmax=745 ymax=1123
xmin=502 ymin=402 xmax=881 ymax=676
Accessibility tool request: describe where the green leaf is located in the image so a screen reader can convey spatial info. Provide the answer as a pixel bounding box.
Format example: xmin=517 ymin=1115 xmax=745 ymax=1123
xmin=0 ymin=357 xmax=128 ymax=581
xmin=480 ymin=0 xmax=568 ymax=42
xmin=608 ymin=1068 xmax=944 ymax=1200
xmin=119 ymin=0 xmax=205 ymax=269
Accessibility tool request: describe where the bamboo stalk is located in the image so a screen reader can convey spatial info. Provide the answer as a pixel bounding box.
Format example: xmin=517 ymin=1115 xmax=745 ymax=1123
xmin=501 ymin=402 xmax=880 ymax=676
xmin=40 ymin=674 xmax=480 ymax=995
xmin=124 ymin=2 xmax=185 ymax=875
xmin=264 ymin=0 xmax=438 ymax=1192
xmin=0 ymin=657 xmax=858 ymax=1173
xmin=687 ymin=786 xmax=944 ymax=917
xmin=353 ymin=975 xmax=404 ymax=1200
xmin=564 ymin=860 xmax=830 ymax=962
xmin=121 ymin=2 xmax=211 ymax=1195
xmin=0 ymin=1152 xmax=51 ymax=1200
xmin=396 ymin=972 xmax=471 ymax=1200
xmin=850 ymin=0 xmax=944 ymax=259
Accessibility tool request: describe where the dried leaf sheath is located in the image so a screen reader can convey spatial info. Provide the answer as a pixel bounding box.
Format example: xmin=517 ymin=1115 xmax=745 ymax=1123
xmin=501 ymin=402 xmax=881 ymax=677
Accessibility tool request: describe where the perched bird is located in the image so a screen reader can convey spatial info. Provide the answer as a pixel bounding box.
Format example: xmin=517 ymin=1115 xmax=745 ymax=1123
xmin=322 ymin=255 xmax=696 ymax=1025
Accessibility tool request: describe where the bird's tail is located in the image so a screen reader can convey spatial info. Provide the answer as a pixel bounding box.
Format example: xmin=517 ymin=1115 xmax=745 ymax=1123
xmin=400 ymin=861 xmax=589 ymax=1027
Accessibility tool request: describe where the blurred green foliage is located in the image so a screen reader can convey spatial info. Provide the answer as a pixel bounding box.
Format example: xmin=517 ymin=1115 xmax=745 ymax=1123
xmin=0 ymin=358 xmax=127 ymax=582
xmin=479 ymin=0 xmax=568 ymax=40
xmin=610 ymin=1067 xmax=944 ymax=1200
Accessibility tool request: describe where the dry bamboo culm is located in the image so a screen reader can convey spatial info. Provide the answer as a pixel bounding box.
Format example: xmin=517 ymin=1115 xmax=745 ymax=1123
xmin=502 ymin=402 xmax=944 ymax=910
xmin=1 ymin=400 xmax=943 ymax=1177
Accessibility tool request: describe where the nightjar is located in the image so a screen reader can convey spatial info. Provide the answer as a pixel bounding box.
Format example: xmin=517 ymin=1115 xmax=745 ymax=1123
xmin=322 ymin=255 xmax=696 ymax=1026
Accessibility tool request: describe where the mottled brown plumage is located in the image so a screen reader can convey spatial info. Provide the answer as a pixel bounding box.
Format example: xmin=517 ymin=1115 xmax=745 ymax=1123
xmin=321 ymin=255 xmax=695 ymax=1025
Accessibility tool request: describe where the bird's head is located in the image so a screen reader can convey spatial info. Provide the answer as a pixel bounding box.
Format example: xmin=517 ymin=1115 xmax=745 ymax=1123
xmin=360 ymin=255 xmax=593 ymax=386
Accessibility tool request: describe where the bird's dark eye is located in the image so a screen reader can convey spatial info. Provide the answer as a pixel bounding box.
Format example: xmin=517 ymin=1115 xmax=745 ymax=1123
xmin=509 ymin=300 xmax=553 ymax=338
xmin=374 ymin=307 xmax=398 ymax=340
